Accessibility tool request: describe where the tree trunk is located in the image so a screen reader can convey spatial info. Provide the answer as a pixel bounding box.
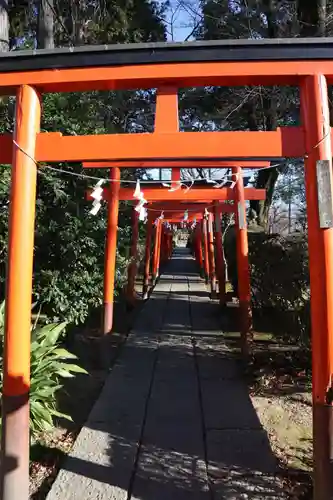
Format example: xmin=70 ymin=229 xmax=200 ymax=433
xmin=298 ymin=0 xmax=326 ymax=36
xmin=67 ymin=0 xmax=83 ymax=45
xmin=247 ymin=95 xmax=279 ymax=228
xmin=317 ymin=0 xmax=327 ymax=36
xmin=247 ymin=0 xmax=280 ymax=231
xmin=0 ymin=1 xmax=9 ymax=52
xmin=297 ymin=1 xmax=332 ymax=138
xmin=263 ymin=0 xmax=278 ymax=38
xmin=249 ymin=168 xmax=279 ymax=228
xmin=37 ymin=0 xmax=54 ymax=49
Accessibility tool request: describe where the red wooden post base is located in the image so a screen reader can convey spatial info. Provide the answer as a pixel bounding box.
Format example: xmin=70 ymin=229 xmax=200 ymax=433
xmin=0 ymin=85 xmax=41 ymax=500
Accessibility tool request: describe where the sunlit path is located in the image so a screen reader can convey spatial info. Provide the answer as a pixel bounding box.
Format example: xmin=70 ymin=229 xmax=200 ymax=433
xmin=47 ymin=248 xmax=285 ymax=500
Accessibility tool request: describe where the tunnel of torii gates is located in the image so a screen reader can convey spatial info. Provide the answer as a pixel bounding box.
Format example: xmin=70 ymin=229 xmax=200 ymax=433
xmin=1 ymin=38 xmax=333 ymax=500
xmin=84 ymin=159 xmax=267 ymax=343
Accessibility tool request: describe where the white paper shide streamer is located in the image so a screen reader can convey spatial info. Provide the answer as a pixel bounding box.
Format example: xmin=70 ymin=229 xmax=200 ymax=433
xmin=90 ymin=179 xmax=104 ymax=215
xmin=133 ymin=179 xmax=148 ymax=221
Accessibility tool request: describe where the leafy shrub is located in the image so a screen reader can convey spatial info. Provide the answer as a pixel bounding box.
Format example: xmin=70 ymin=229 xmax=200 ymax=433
xmin=249 ymin=232 xmax=309 ymax=308
xmin=0 ymin=93 xmax=150 ymax=326
xmin=224 ymin=227 xmax=311 ymax=344
xmin=0 ymin=303 xmax=87 ymax=436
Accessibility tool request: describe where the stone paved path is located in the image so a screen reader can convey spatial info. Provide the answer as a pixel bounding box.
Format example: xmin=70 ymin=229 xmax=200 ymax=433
xmin=47 ymin=248 xmax=285 ymax=500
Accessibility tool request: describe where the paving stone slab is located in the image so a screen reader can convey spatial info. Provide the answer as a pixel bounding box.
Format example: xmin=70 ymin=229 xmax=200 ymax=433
xmin=161 ymin=306 xmax=191 ymax=331
xmin=47 ymin=424 xmax=140 ymax=500
xmin=147 ymin=382 xmax=200 ymax=419
xmin=123 ymin=335 xmax=159 ymax=353
xmin=131 ymin=445 xmax=210 ymax=500
xmin=132 ymin=299 xmax=170 ymax=334
xmin=189 ymin=304 xmax=222 ymax=336
xmin=157 ymin=335 xmax=193 ymax=355
xmin=92 ymin=341 xmax=156 ymax=386
xmin=88 ymin=375 xmax=151 ymax=425
xmin=196 ymin=351 xmax=242 ymax=380
xmin=153 ymin=362 xmax=196 ymax=382
xmin=195 ymin=336 xmax=230 ymax=350
xmin=87 ymin=336 xmax=157 ymax=425
xmin=154 ymin=361 xmax=196 ymax=382
xmin=143 ymin=395 xmax=203 ymax=453
xmin=143 ymin=413 xmax=202 ymax=437
xmin=200 ymin=378 xmax=263 ymax=430
xmin=206 ymin=429 xmax=286 ymax=499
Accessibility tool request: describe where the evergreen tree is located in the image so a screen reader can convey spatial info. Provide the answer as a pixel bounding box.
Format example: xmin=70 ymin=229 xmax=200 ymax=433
xmin=0 ymin=1 xmax=167 ymax=323
xmin=182 ymin=0 xmax=332 ymax=229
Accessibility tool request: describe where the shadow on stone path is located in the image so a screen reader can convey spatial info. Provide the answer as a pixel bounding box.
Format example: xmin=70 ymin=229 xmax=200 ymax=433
xmin=47 ymin=248 xmax=286 ymax=500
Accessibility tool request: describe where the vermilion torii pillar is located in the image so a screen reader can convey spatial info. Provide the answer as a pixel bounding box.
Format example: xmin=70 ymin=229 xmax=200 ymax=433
xmin=1 ymin=85 xmax=41 ymax=500
xmin=168 ymin=232 xmax=173 ymax=259
xmin=152 ymin=218 xmax=162 ymax=284
xmin=143 ymin=215 xmax=153 ymax=300
xmin=160 ymin=225 xmax=165 ymax=263
xmin=196 ymin=224 xmax=204 ymax=277
xmin=193 ymin=224 xmax=203 ymax=273
xmin=126 ymin=207 xmax=139 ymax=304
xmin=213 ymin=201 xmax=226 ymax=305
xmin=233 ymin=166 xmax=252 ymax=358
xmin=207 ymin=212 xmax=217 ymax=298
xmin=155 ymin=84 xmax=180 ymax=266
xmin=163 ymin=228 xmax=172 ymax=262
xmin=103 ymin=167 xmax=120 ymax=334
xmin=156 ymin=221 xmax=163 ymax=274
xmin=155 ymin=85 xmax=180 ymax=192
xmin=152 ymin=86 xmax=179 ymax=283
xmin=301 ymin=74 xmax=333 ymax=500
xmin=202 ymin=217 xmax=210 ymax=284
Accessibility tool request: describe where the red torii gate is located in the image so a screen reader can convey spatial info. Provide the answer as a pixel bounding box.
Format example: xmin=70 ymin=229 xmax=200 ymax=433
xmin=0 ymin=39 xmax=332 ymax=500
xmin=139 ymin=202 xmax=231 ymax=301
xmin=90 ymin=180 xmax=265 ymax=334
xmin=145 ymin=181 xmax=255 ymax=344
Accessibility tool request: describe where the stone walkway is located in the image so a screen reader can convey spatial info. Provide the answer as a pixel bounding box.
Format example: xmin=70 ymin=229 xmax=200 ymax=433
xmin=47 ymin=248 xmax=285 ymax=500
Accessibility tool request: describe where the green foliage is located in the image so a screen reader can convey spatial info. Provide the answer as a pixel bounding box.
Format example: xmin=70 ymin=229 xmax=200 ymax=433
xmin=8 ymin=0 xmax=167 ymax=48
xmin=249 ymin=233 xmax=309 ymax=310
xmin=33 ymin=172 xmax=107 ymax=323
xmin=29 ymin=322 xmax=87 ymax=434
xmin=225 ymin=228 xmax=310 ymax=345
xmin=179 ymin=0 xmax=307 ymax=227
xmin=54 ymin=0 xmax=167 ymax=46
xmin=0 ymin=1 xmax=166 ymax=325
xmin=0 ymin=303 xmax=87 ymax=435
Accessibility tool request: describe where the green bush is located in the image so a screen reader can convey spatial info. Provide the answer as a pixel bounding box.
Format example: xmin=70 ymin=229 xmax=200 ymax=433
xmin=249 ymin=233 xmax=309 ymax=308
xmin=224 ymin=228 xmax=311 ymax=344
xmin=0 ymin=303 xmax=87 ymax=436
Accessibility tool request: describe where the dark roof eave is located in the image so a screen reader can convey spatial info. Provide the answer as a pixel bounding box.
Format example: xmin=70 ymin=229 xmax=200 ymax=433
xmin=1 ymin=37 xmax=333 ymax=73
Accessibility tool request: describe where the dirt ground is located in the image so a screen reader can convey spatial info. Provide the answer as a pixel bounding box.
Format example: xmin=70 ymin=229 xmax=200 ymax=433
xmin=247 ymin=337 xmax=313 ymax=499
xmin=220 ymin=297 xmax=313 ymax=500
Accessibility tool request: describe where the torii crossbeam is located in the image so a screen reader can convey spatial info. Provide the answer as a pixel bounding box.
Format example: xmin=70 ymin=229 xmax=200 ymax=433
xmin=97 ymin=186 xmax=266 ymax=201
